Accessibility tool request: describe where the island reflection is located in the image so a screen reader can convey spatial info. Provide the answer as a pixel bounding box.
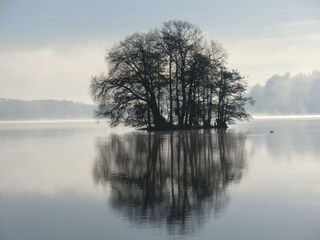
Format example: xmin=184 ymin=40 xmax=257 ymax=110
xmin=93 ymin=130 xmax=247 ymax=235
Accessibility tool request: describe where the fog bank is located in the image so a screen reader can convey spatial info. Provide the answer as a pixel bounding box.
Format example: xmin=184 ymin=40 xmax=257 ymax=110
xmin=248 ymin=71 xmax=320 ymax=114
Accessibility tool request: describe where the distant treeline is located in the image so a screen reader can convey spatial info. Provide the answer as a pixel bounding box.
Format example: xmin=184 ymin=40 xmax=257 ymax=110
xmin=248 ymin=71 xmax=320 ymax=115
xmin=0 ymin=99 xmax=95 ymax=120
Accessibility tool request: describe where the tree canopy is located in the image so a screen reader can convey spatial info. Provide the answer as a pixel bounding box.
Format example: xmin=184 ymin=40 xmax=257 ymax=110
xmin=90 ymin=20 xmax=254 ymax=130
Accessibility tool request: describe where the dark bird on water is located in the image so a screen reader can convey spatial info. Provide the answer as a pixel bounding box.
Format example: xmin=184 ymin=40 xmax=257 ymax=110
xmin=270 ymin=130 xmax=274 ymax=133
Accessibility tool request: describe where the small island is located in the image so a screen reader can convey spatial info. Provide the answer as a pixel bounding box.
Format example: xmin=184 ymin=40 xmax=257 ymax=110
xmin=90 ymin=20 xmax=254 ymax=131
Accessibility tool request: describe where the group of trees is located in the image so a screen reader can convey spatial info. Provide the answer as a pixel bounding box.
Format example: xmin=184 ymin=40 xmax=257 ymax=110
xmin=91 ymin=20 xmax=254 ymax=130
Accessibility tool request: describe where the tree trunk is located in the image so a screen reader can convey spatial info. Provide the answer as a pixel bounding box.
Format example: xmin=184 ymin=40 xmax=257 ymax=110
xmin=215 ymin=118 xmax=228 ymax=128
xmin=175 ymin=66 xmax=182 ymax=127
xmin=150 ymin=101 xmax=167 ymax=129
xmin=169 ymin=55 xmax=173 ymax=125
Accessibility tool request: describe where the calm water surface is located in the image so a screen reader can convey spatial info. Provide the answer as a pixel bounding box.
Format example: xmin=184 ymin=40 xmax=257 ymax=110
xmin=0 ymin=118 xmax=319 ymax=240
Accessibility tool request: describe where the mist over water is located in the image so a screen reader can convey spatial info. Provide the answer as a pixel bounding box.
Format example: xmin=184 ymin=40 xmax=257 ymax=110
xmin=249 ymin=71 xmax=320 ymax=114
xmin=0 ymin=118 xmax=319 ymax=240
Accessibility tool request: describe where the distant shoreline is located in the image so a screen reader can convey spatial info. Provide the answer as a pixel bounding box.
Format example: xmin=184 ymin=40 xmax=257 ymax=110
xmin=252 ymin=115 xmax=320 ymax=119
xmin=0 ymin=119 xmax=97 ymax=124
xmin=1 ymin=115 xmax=319 ymax=125
xmin=0 ymin=99 xmax=95 ymax=121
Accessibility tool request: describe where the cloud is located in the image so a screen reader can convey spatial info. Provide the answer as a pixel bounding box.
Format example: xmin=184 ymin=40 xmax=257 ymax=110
xmin=0 ymin=41 xmax=112 ymax=103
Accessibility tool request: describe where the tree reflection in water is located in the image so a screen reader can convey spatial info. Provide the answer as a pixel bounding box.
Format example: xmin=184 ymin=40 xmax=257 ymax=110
xmin=93 ymin=130 xmax=247 ymax=235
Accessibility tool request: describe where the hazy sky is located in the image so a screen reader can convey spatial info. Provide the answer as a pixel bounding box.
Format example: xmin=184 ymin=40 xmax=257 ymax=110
xmin=1 ymin=0 xmax=319 ymax=103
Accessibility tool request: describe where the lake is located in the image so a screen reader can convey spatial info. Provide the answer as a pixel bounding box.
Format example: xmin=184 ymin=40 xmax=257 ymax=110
xmin=0 ymin=118 xmax=319 ymax=240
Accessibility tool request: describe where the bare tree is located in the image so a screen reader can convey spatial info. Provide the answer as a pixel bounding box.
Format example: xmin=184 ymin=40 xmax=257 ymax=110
xmin=214 ymin=69 xmax=254 ymax=128
xmin=160 ymin=20 xmax=203 ymax=127
xmin=91 ymin=31 xmax=168 ymax=128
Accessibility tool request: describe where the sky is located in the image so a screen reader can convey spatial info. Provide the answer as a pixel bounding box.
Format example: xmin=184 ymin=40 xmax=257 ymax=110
xmin=1 ymin=0 xmax=319 ymax=103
